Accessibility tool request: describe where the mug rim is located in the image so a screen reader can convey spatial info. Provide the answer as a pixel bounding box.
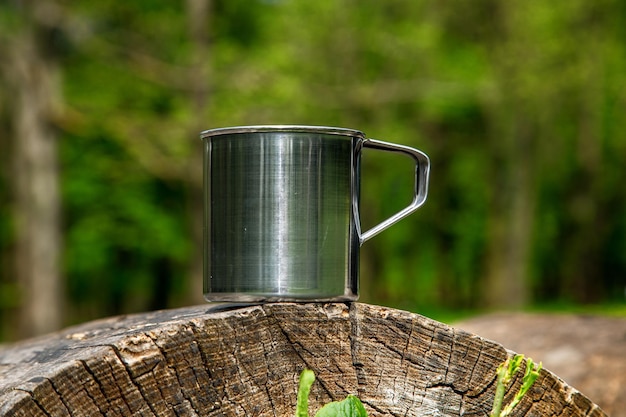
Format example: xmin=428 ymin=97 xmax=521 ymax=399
xmin=200 ymin=125 xmax=365 ymax=139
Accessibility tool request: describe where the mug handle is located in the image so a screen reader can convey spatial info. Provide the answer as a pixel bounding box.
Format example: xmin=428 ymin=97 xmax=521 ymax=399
xmin=356 ymin=138 xmax=430 ymax=245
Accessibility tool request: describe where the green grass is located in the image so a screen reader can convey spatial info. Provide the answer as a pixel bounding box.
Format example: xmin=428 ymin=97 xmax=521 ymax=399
xmin=526 ymin=301 xmax=626 ymax=317
xmin=385 ymin=300 xmax=626 ymax=326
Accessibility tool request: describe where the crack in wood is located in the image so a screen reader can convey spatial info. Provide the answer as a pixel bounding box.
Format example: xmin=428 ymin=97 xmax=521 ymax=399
xmin=269 ymin=307 xmax=336 ymax=404
xmin=110 ymin=344 xmax=160 ymax=417
xmin=13 ymin=387 xmax=57 ymax=417
xmin=145 ymin=331 xmax=200 ymax=417
xmin=78 ymin=359 xmax=112 ymax=415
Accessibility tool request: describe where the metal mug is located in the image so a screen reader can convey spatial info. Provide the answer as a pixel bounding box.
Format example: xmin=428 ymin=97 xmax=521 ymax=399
xmin=201 ymin=125 xmax=429 ymax=302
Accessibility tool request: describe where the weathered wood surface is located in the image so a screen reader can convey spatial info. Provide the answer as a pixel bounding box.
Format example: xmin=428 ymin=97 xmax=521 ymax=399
xmin=0 ymin=303 xmax=607 ymax=417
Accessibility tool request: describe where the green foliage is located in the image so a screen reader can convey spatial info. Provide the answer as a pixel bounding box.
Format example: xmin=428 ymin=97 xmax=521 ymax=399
xmin=491 ymin=355 xmax=542 ymax=417
xmin=2 ymin=0 xmax=626 ymax=339
xmin=315 ymin=396 xmax=368 ymax=417
xmin=61 ymin=130 xmax=191 ymax=318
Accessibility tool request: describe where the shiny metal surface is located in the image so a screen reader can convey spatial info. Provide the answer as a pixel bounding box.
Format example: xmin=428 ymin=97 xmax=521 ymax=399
xmin=202 ymin=126 xmax=429 ymax=302
xmin=356 ymin=138 xmax=430 ymax=243
xmin=201 ymin=125 xmax=365 ymax=139
xmin=204 ymin=129 xmax=359 ymax=301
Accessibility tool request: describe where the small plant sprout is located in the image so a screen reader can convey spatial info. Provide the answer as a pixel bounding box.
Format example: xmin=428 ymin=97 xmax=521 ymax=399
xmin=490 ymin=354 xmax=543 ymax=417
xmin=296 ymin=369 xmax=316 ymax=417
xmin=296 ymin=369 xmax=368 ymax=417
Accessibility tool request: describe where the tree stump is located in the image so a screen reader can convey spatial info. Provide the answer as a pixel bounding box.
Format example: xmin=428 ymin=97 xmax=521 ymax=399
xmin=0 ymin=303 xmax=607 ymax=416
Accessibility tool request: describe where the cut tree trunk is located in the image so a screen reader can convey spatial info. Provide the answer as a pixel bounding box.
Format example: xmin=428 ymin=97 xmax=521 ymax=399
xmin=0 ymin=303 xmax=606 ymax=416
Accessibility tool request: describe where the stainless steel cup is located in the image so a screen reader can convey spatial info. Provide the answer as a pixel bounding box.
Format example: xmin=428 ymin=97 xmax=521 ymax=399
xmin=201 ymin=125 xmax=429 ymax=302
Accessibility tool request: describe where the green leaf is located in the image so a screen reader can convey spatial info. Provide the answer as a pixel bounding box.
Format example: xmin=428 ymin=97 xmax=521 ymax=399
xmin=314 ymin=395 xmax=368 ymax=417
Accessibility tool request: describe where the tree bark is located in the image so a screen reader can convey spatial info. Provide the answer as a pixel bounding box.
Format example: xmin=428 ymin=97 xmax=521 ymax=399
xmin=4 ymin=2 xmax=64 ymax=338
xmin=0 ymin=303 xmax=606 ymax=416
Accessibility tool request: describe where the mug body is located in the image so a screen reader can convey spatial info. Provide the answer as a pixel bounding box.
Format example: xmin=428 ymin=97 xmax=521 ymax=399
xmin=202 ymin=126 xmax=363 ymax=302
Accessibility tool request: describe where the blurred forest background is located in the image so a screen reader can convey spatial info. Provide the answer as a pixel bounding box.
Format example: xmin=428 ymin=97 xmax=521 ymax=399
xmin=1 ymin=0 xmax=625 ymax=342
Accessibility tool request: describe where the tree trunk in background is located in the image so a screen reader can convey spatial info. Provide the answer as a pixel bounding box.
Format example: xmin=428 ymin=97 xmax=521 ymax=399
xmin=5 ymin=3 xmax=64 ymax=337
xmin=484 ymin=114 xmax=534 ymax=308
xmin=185 ymin=0 xmax=211 ymax=304
xmin=560 ymin=14 xmax=606 ymax=303
xmin=483 ymin=3 xmax=536 ymax=309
